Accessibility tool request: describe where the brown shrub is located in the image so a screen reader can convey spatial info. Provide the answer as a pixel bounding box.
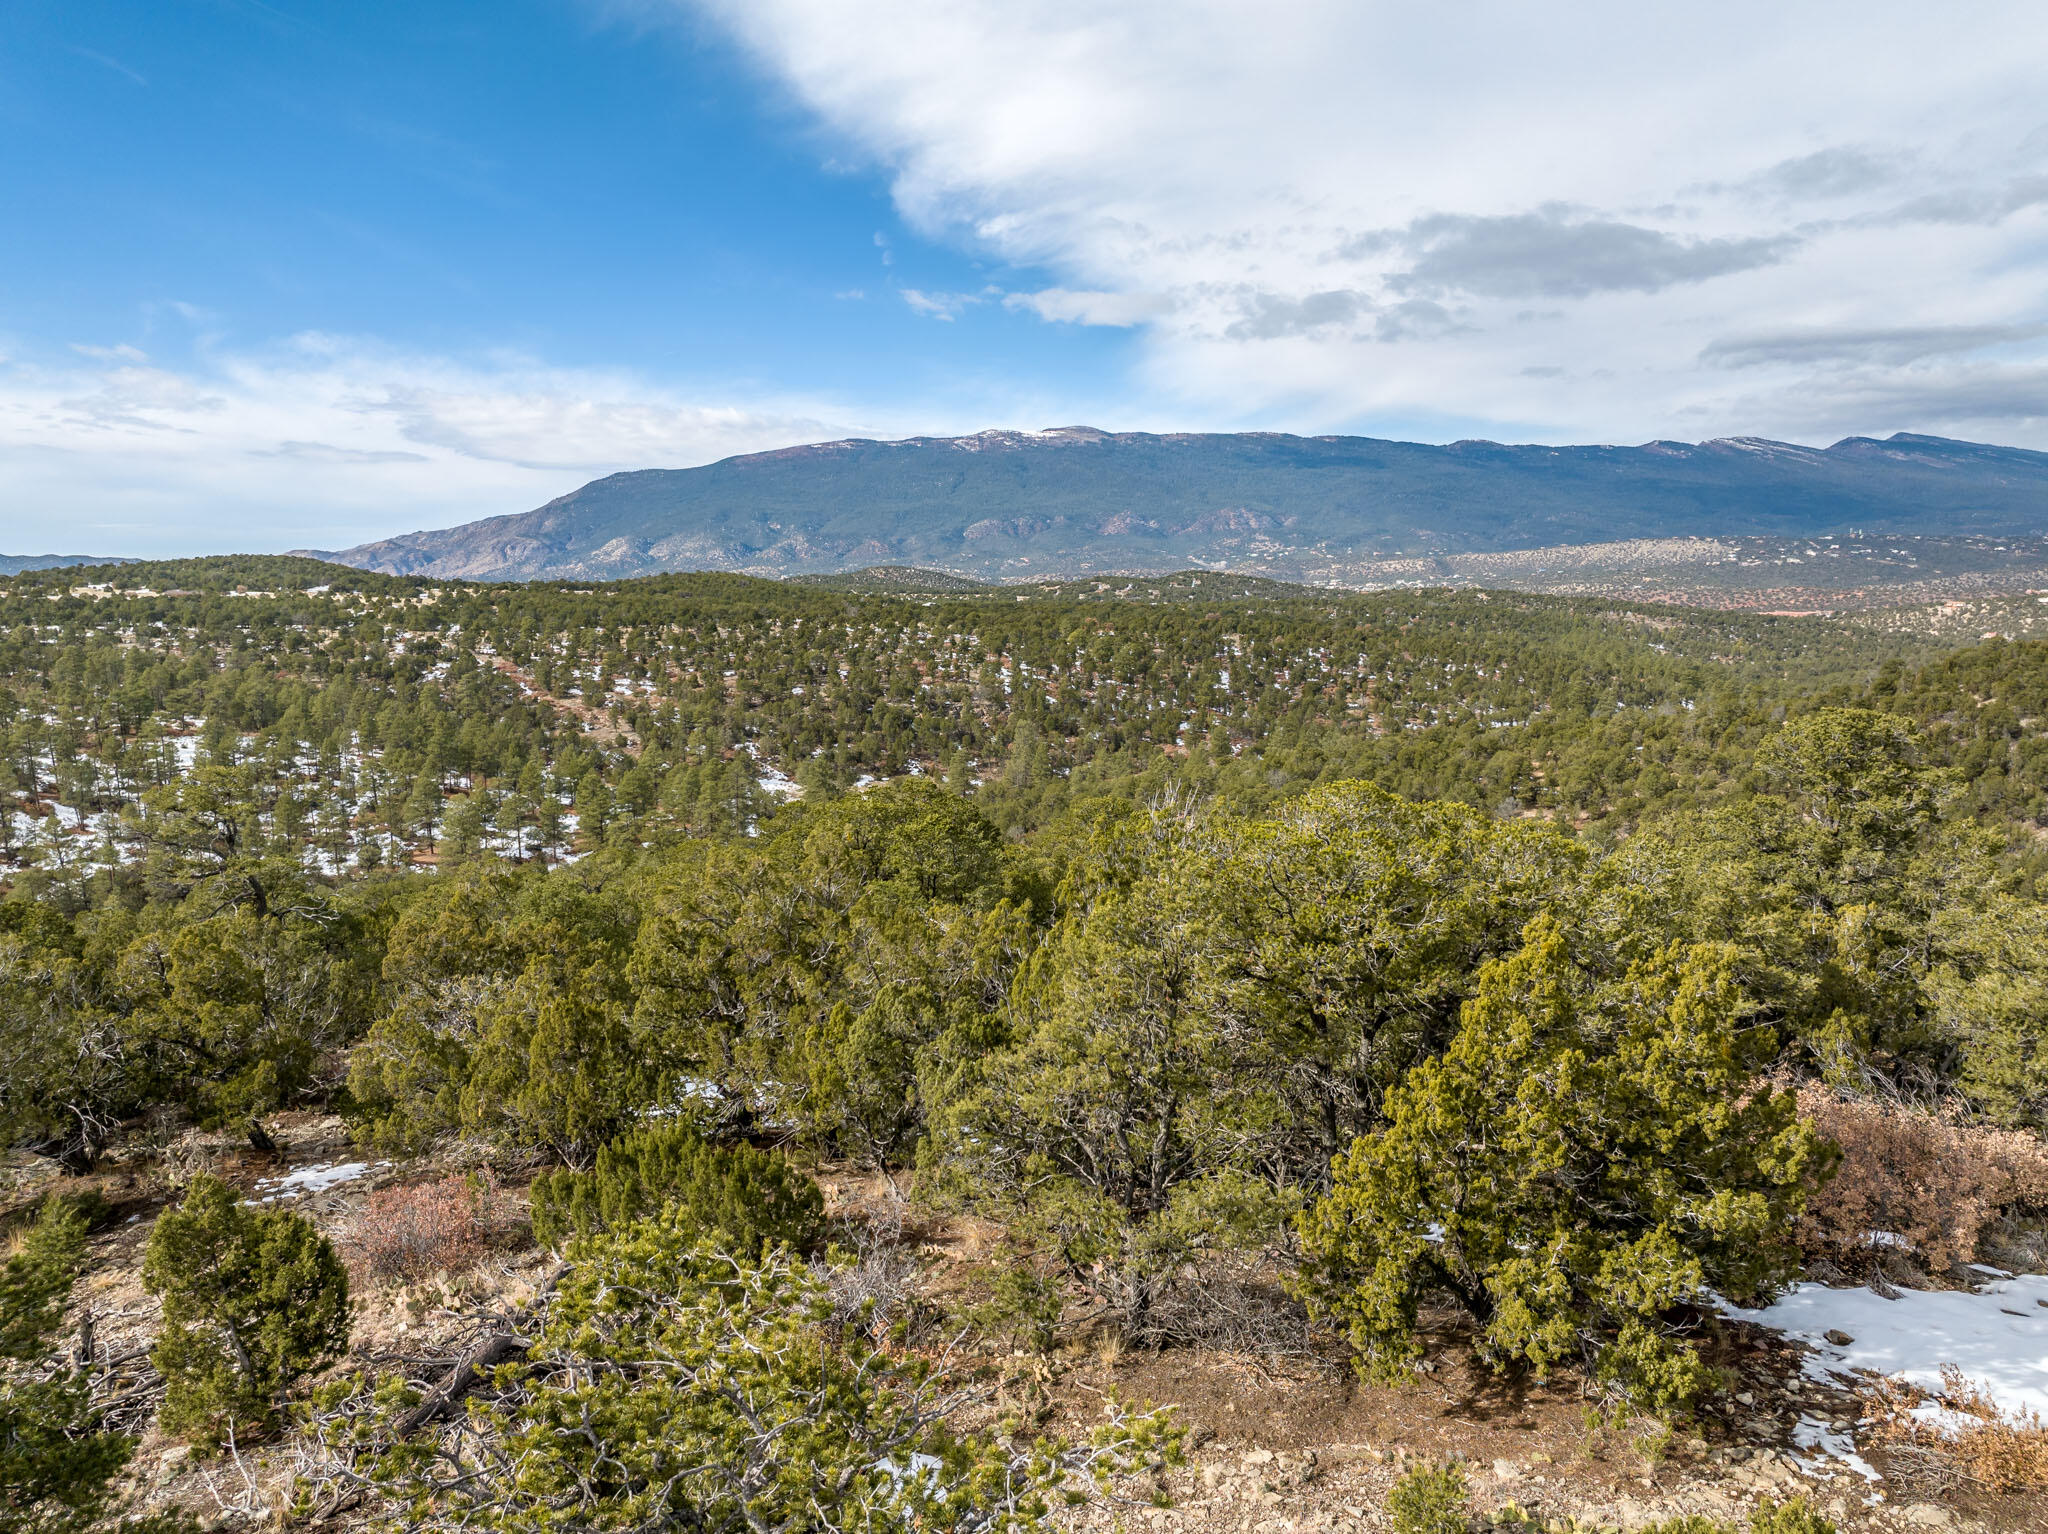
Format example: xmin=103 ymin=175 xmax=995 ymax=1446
xmin=344 ymin=1173 xmax=511 ymax=1285
xmin=1795 ymin=1084 xmax=2048 ymax=1273
xmin=1870 ymin=1365 xmax=2048 ymax=1491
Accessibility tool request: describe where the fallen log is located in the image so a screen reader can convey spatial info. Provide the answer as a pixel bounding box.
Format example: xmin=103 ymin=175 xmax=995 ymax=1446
xmin=390 ymin=1263 xmax=567 ymax=1439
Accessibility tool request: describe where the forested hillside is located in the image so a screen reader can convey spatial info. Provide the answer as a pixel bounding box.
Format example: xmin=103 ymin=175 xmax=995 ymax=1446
xmin=308 ymin=427 xmax=2048 ymax=583
xmin=5 ymin=556 xmax=2047 ymax=1531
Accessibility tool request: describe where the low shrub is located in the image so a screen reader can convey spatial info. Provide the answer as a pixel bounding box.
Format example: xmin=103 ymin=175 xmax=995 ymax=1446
xmin=1744 ymin=1505 xmax=1837 ymax=1534
xmin=529 ymin=1122 xmax=823 ymax=1255
xmin=1 ymin=1186 xmax=114 ymax=1244
xmin=1870 ymin=1364 xmax=2048 ymax=1491
xmin=344 ymin=1174 xmax=509 ymax=1285
xmin=1487 ymin=1499 xmax=1833 ymax=1534
xmin=141 ymin=1173 xmax=350 ymax=1446
xmin=1795 ymin=1084 xmax=2048 ymax=1273
xmin=0 ymin=1198 xmax=138 ymax=1530
xmin=1388 ymin=1462 xmax=1468 ymax=1534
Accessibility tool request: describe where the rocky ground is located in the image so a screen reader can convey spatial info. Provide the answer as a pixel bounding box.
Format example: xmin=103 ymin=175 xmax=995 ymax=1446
xmin=5 ymin=1119 xmax=2041 ymax=1533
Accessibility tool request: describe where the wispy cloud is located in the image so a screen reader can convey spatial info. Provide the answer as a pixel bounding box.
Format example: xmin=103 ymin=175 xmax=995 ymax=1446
xmin=1387 ymin=210 xmax=1797 ymax=300
xmin=66 ymin=46 xmax=148 ymax=86
xmin=1005 ymin=288 xmax=1169 ymax=327
xmin=0 ymin=337 xmax=901 ymax=555
xmin=900 ymin=288 xmax=978 ymax=321
xmin=69 ymin=342 xmax=150 ymax=363
xmin=1703 ymin=323 xmax=2048 ymax=369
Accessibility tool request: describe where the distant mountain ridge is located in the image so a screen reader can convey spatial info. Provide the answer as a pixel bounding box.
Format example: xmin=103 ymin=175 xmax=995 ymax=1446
xmin=302 ymin=427 xmax=2048 ymax=584
xmin=0 ymin=554 xmax=132 ymax=574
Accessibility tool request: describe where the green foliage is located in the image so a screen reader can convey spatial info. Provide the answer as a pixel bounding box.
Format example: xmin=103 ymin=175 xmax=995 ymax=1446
xmin=0 ymin=896 xmax=373 ymax=1169
xmin=631 ymin=780 xmax=1023 ymax=1172
xmin=456 ymin=956 xmax=645 ymax=1166
xmin=1744 ymin=1500 xmax=1836 ymax=1534
xmin=966 ymin=1265 xmax=1065 ymax=1357
xmin=1642 ymin=704 xmax=2048 ymax=1119
xmin=121 ymin=909 xmax=368 ymax=1141
xmin=9 ymin=560 xmax=2048 ymax=1439
xmin=141 ymin=1173 xmax=351 ymax=1445
xmin=0 ymin=906 xmax=144 ymax=1172
xmin=342 ymin=1211 xmax=1180 ymax=1534
xmin=1484 ymin=1496 xmax=1834 ymax=1534
xmin=924 ymin=783 xmax=1598 ymax=1334
xmin=0 ymin=1198 xmax=134 ymax=1532
xmin=1298 ymin=918 xmax=1829 ymax=1413
xmin=1183 ymin=781 xmax=1601 ymax=1170
xmin=0 ymin=1200 xmax=90 ymax=1361
xmin=1386 ymin=1461 xmax=1469 ymax=1534
xmin=1925 ymin=896 xmax=2048 ymax=1125
xmin=528 ymin=1122 xmax=824 ymax=1254
xmin=347 ymin=870 xmax=644 ymax=1160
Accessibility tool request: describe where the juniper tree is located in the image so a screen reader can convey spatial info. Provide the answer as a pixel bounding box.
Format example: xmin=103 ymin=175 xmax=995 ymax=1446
xmin=1297 ymin=917 xmax=1830 ymax=1413
xmin=142 ymin=1174 xmax=351 ymax=1445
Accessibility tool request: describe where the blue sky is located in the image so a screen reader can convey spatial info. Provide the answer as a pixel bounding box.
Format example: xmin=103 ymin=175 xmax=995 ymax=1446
xmin=3 ymin=0 xmax=2047 ymax=554
xmin=8 ymin=0 xmax=1136 ymax=393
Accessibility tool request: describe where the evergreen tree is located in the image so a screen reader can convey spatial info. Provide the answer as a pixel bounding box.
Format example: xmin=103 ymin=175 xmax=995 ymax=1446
xmin=401 ymin=770 xmax=442 ymax=851
xmin=142 ymin=1174 xmax=351 ymax=1445
xmin=1297 ymin=917 xmax=1830 ymax=1413
xmin=344 ymin=1212 xmax=1178 ymax=1534
xmin=0 ymin=1200 xmax=133 ymax=1532
xmin=529 ymin=1122 xmax=823 ymax=1252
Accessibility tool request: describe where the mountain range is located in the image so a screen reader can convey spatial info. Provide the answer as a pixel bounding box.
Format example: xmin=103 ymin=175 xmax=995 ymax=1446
xmin=0 ymin=554 xmax=129 ymax=575
xmin=300 ymin=427 xmax=2048 ymax=584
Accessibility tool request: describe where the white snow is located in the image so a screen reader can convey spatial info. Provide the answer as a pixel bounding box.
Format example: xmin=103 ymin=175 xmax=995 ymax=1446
xmin=741 ymin=742 xmax=802 ymax=799
xmin=1790 ymin=1415 xmax=1881 ymax=1483
xmin=1723 ymin=1273 xmax=2048 ymax=1423
xmin=251 ymin=1161 xmax=386 ymax=1201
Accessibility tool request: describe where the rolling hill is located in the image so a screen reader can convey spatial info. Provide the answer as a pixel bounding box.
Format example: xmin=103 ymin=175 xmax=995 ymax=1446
xmin=303 ymin=426 xmax=2048 ymax=584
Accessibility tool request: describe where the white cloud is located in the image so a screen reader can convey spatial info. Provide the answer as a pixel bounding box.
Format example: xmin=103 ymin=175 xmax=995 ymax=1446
xmin=69 ymin=342 xmax=150 ymax=363
xmin=900 ymin=288 xmax=978 ymax=321
xmin=0 ymin=337 xmax=896 ymax=556
xmin=1005 ymin=288 xmax=1168 ymax=327
xmin=687 ymin=0 xmax=2048 ymax=444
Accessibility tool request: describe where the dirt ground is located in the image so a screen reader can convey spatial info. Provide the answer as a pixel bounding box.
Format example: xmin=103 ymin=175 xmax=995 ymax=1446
xmin=5 ymin=1120 xmax=2041 ymax=1533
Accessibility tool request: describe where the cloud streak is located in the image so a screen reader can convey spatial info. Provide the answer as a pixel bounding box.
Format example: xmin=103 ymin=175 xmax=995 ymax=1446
xmin=1389 ymin=211 xmax=1798 ymax=300
xmin=1703 ymin=324 xmax=2048 ymax=369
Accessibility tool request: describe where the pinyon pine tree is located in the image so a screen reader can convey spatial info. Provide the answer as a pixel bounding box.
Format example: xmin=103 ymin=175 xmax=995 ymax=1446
xmin=0 ymin=1199 xmax=132 ymax=1531
xmin=340 ymin=1209 xmax=1179 ymax=1534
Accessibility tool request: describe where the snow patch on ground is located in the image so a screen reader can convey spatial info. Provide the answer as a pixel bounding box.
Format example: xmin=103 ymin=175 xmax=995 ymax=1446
xmin=251 ymin=1161 xmax=388 ymax=1201
xmin=1723 ymin=1273 xmax=2048 ymax=1423
xmin=1790 ymin=1414 xmax=1881 ymax=1483
xmin=741 ymin=742 xmax=802 ymax=800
